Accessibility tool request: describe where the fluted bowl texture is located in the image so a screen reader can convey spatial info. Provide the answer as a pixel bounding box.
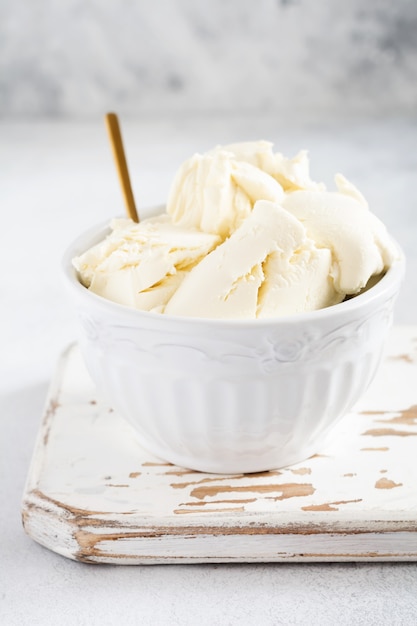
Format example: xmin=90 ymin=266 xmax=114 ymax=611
xmin=63 ymin=219 xmax=405 ymax=473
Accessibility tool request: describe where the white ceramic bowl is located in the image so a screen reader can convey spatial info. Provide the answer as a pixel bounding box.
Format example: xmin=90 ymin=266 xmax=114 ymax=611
xmin=63 ymin=220 xmax=405 ymax=474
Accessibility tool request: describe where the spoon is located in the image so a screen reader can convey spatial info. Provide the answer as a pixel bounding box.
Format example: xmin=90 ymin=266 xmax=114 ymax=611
xmin=104 ymin=112 xmax=139 ymax=223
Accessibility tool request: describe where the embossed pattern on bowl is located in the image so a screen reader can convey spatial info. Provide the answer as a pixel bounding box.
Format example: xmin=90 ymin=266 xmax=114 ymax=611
xmin=63 ymin=220 xmax=405 ymax=473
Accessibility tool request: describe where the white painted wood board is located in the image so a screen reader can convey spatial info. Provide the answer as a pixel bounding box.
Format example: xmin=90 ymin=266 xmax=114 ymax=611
xmin=22 ymin=326 xmax=417 ymax=563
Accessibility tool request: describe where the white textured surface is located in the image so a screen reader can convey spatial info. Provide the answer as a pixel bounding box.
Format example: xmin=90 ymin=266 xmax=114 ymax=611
xmin=1 ymin=117 xmax=417 ymax=624
xmin=1 ymin=0 xmax=417 ymax=118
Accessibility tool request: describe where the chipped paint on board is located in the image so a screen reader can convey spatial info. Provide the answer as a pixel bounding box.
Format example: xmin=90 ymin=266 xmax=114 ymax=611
xmin=375 ymin=478 xmax=403 ymax=490
xmin=290 ymin=468 xmax=312 ymax=475
xmin=21 ymin=327 xmax=417 ymax=563
xmin=302 ymin=499 xmax=363 ymax=512
xmin=362 ymin=428 xmax=417 ymax=437
xmin=189 ymin=482 xmax=315 ymax=501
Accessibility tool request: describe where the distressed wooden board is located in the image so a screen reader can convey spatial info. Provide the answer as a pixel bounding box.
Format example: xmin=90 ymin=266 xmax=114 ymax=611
xmin=22 ymin=326 xmax=417 ymax=564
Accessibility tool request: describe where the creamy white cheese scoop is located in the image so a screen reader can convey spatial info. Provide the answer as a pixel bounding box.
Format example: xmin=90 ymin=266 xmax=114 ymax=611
xmin=73 ymin=141 xmax=398 ymax=318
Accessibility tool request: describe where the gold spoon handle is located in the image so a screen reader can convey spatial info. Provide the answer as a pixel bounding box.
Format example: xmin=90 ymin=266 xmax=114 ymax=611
xmin=105 ymin=112 xmax=139 ymax=223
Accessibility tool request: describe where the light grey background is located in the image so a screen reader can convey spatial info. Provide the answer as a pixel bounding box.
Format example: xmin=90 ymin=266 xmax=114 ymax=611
xmin=1 ymin=0 xmax=417 ymax=119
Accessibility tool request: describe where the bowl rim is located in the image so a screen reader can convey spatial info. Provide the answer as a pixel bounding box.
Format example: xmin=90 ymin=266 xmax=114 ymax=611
xmin=62 ymin=216 xmax=406 ymax=329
